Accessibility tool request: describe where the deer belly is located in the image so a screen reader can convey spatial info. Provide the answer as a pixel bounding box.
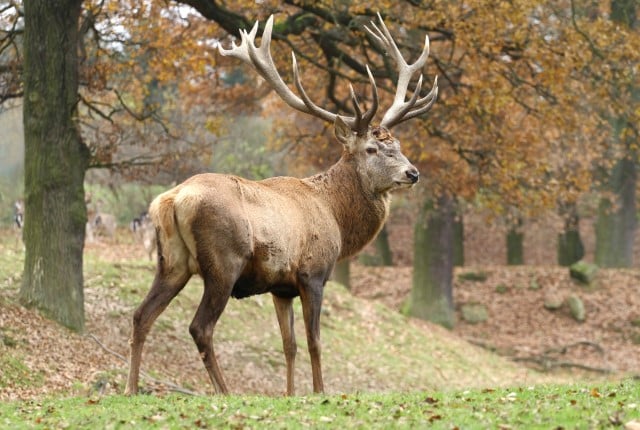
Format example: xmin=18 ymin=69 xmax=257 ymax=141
xmin=231 ymin=275 xmax=298 ymax=299
xmin=231 ymin=246 xmax=297 ymax=299
xmin=231 ymin=270 xmax=297 ymax=299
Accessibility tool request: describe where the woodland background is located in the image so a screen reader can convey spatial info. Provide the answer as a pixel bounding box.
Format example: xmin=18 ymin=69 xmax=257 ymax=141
xmin=0 ymin=0 xmax=638 ymax=333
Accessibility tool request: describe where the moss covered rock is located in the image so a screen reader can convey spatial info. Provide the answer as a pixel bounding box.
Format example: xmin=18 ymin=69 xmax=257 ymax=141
xmin=567 ymin=295 xmax=586 ymax=322
xmin=569 ymin=261 xmax=599 ymax=285
xmin=461 ymin=303 xmax=488 ymax=324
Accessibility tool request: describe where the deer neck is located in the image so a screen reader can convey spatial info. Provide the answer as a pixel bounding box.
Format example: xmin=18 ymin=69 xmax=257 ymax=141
xmin=307 ymin=154 xmax=391 ymax=259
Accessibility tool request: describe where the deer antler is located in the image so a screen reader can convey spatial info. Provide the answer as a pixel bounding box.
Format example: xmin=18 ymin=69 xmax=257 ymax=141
xmin=218 ymin=14 xmax=437 ymax=132
xmin=365 ymin=13 xmax=438 ymax=129
xmin=218 ymin=15 xmax=377 ymax=135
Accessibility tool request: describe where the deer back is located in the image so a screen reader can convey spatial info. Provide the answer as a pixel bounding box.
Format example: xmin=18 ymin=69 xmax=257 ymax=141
xmin=149 ymin=174 xmax=342 ymax=289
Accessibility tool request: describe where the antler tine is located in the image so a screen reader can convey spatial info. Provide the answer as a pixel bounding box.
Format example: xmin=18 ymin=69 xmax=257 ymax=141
xmin=291 ymin=52 xmax=340 ymax=124
xmin=217 ymin=19 xmax=259 ymax=64
xmin=391 ymin=76 xmax=438 ymax=127
xmin=365 ymin=13 xmax=438 ymax=129
xmin=348 ymin=84 xmax=364 ymax=133
xmin=360 ymin=65 xmax=379 ymax=129
xmin=343 ymin=65 xmax=379 ymax=135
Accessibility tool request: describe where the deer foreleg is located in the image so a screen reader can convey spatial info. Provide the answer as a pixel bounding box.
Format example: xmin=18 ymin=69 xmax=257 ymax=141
xmin=272 ymin=294 xmax=297 ymax=396
xmin=299 ymin=280 xmax=325 ymax=394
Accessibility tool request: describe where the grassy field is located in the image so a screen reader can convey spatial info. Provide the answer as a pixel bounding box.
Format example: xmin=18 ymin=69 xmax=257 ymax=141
xmin=1 ymin=380 xmax=638 ymax=429
xmin=1 ymin=230 xmax=639 ymax=428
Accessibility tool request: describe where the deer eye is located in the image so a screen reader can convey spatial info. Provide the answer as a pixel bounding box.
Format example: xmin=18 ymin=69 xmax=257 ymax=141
xmin=366 ymin=147 xmax=378 ymax=155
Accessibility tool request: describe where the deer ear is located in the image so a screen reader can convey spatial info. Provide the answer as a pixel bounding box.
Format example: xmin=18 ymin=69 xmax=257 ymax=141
xmin=334 ymin=116 xmax=353 ymax=146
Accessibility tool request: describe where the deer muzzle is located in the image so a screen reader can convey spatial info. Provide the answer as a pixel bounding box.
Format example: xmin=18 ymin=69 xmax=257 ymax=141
xmin=406 ymin=167 xmax=420 ymax=184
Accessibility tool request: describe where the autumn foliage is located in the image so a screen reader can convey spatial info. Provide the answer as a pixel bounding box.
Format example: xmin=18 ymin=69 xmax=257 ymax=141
xmin=1 ymin=0 xmax=638 ymax=216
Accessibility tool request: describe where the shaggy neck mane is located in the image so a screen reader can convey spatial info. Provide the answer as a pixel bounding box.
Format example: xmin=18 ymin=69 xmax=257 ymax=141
xmin=306 ymin=153 xmax=391 ymax=259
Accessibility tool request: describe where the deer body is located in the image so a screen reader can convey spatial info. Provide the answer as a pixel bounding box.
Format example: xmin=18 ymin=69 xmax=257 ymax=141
xmin=126 ymin=13 xmax=437 ymax=396
xmin=90 ymin=212 xmax=117 ymax=241
xmin=85 ymin=195 xmax=117 ymax=243
xmin=152 ymin=149 xmax=390 ymax=298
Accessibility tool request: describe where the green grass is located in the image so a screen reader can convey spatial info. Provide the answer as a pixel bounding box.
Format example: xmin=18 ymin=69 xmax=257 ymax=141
xmin=0 ymin=354 xmax=45 ymax=390
xmin=0 ymin=380 xmax=638 ymax=429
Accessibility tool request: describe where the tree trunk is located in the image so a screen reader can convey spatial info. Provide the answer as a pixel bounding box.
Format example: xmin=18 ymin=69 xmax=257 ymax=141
xmin=332 ymin=259 xmax=350 ymax=290
xmin=20 ymin=0 xmax=89 ymax=331
xmin=557 ymin=203 xmax=585 ymax=266
xmin=405 ymin=194 xmax=455 ymax=328
xmin=506 ymin=218 xmax=524 ymax=265
xmin=610 ymin=0 xmax=636 ymax=26
xmin=453 ymin=214 xmax=464 ymax=267
xmin=595 ymin=156 xmax=636 ymax=267
xmin=594 ymin=0 xmax=637 ymax=268
xmin=374 ymin=225 xmax=394 ymax=266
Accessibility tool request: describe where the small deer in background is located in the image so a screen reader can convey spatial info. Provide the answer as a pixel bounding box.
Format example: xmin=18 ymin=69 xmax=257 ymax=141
xmin=126 ymin=13 xmax=437 ymax=396
xmin=85 ymin=195 xmax=117 ymax=243
xmin=91 ymin=212 xmax=117 ymax=241
xmin=13 ymin=199 xmax=24 ymax=246
xmin=130 ymin=211 xmax=156 ymax=260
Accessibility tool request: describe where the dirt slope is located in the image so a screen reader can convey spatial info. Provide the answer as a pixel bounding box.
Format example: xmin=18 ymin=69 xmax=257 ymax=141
xmin=0 ymin=237 xmax=543 ymax=401
xmin=351 ymin=264 xmax=640 ymax=377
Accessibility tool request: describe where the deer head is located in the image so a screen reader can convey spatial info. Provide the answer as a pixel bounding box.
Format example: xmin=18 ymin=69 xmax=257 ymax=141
xmin=218 ymin=13 xmax=438 ymax=192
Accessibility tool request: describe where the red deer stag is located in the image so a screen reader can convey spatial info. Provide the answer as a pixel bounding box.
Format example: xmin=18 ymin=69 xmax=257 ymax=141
xmin=125 ymin=13 xmax=437 ymax=396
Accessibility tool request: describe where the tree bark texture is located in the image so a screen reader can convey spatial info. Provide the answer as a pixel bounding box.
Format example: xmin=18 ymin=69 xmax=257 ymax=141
xmin=20 ymin=0 xmax=89 ymax=331
xmin=506 ymin=219 xmax=524 ymax=265
xmin=594 ymin=0 xmax=638 ymax=268
xmin=557 ymin=228 xmax=585 ymax=267
xmin=557 ymin=204 xmax=585 ymax=266
xmin=332 ymin=259 xmax=350 ymax=290
xmin=595 ymin=156 xmax=636 ymax=267
xmin=406 ymin=194 xmax=455 ymax=328
xmin=374 ymin=225 xmax=394 ymax=266
xmin=610 ymin=0 xmax=636 ymax=26
xmin=453 ymin=215 xmax=464 ymax=267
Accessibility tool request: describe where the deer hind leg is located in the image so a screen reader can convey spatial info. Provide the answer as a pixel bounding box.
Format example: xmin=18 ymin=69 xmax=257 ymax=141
xmin=125 ymin=269 xmax=191 ymax=395
xmin=189 ymin=263 xmax=244 ymax=395
xmin=272 ymin=294 xmax=297 ymax=396
xmin=299 ymin=278 xmax=325 ymax=394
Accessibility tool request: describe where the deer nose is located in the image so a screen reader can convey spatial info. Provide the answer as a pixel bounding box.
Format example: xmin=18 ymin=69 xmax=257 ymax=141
xmin=406 ymin=168 xmax=419 ymax=184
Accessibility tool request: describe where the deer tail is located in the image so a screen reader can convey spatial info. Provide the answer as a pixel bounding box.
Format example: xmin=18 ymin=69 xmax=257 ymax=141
xmin=148 ymin=188 xmax=182 ymax=268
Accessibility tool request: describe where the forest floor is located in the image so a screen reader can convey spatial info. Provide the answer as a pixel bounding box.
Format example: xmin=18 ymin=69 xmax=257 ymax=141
xmin=353 ymin=208 xmax=640 ymax=378
xmin=351 ymin=264 xmax=640 ymax=377
xmin=1 ymin=213 xmax=639 ymax=401
xmin=351 ymin=210 xmax=640 ymax=375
